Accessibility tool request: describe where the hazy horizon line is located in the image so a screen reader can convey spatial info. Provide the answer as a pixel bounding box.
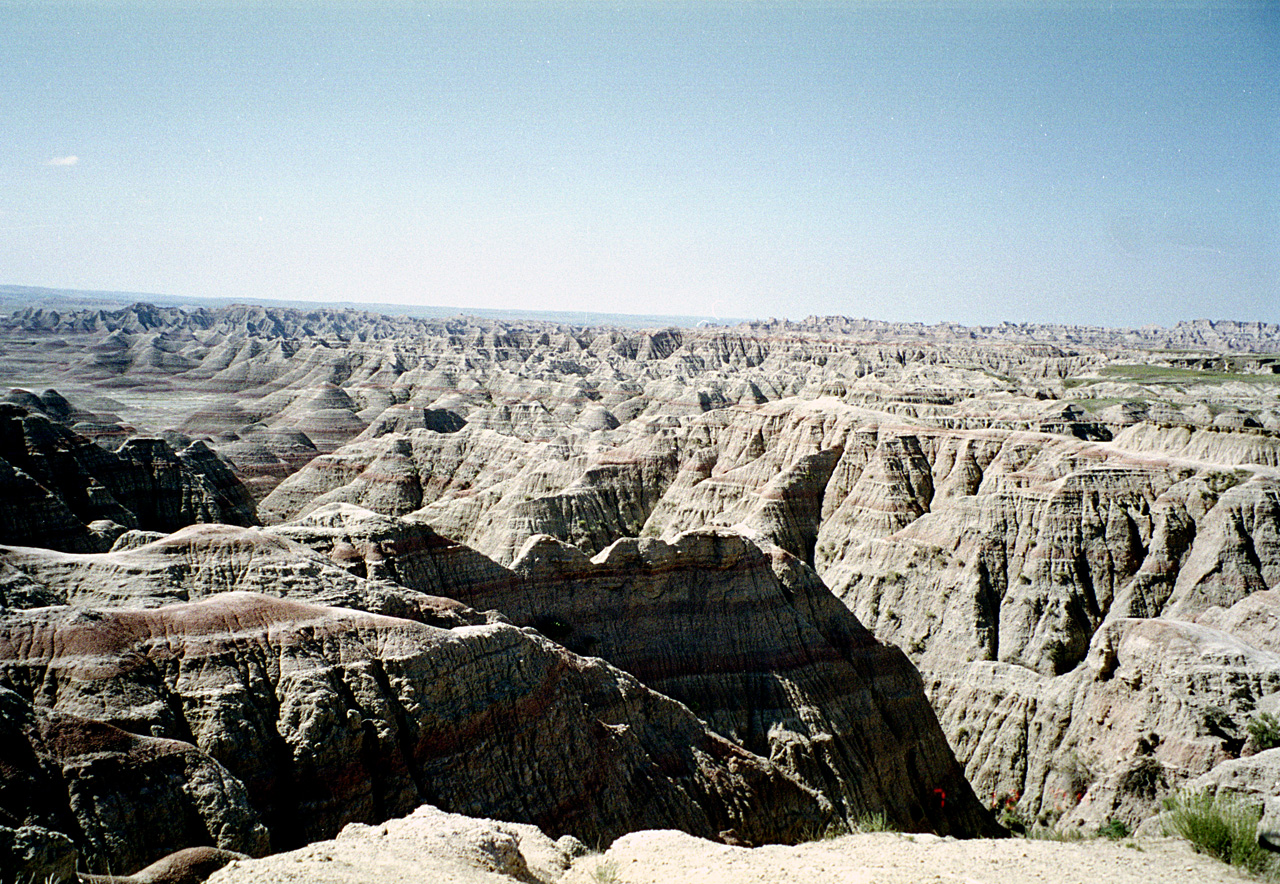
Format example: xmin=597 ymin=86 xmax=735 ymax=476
xmin=5 ymin=282 xmax=1277 ymax=334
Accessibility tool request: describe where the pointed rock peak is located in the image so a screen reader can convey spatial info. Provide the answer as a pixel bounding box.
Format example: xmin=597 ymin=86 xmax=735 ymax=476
xmin=305 ymin=384 xmax=358 ymax=411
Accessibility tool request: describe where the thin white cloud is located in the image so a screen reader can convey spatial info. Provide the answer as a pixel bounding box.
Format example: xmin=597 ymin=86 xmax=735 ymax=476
xmin=45 ymin=156 xmax=78 ymax=166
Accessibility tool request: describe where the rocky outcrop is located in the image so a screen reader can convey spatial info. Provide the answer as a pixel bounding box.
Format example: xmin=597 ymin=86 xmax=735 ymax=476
xmin=206 ymin=804 xmax=582 ymax=884
xmin=1182 ymin=748 xmax=1280 ymax=806
xmin=278 ymin=505 xmax=993 ymax=834
xmin=1113 ymin=422 xmax=1280 ymax=468
xmin=261 ymin=427 xmax=683 ymax=565
xmin=80 ymin=847 xmax=248 ymax=884
xmin=6 ymin=299 xmax=1280 ymax=353
xmin=0 ymin=824 xmax=78 ymax=884
xmin=358 ymin=404 xmax=467 ymax=439
xmin=0 ymin=520 xmax=502 ymax=622
xmin=0 ymin=685 xmax=268 ymax=877
xmin=0 ymin=405 xmax=258 ymax=553
xmin=31 ymin=369 xmax=1273 ymax=836
xmin=0 ymin=592 xmax=826 ymax=858
xmin=443 ymin=528 xmax=995 ymax=837
xmin=114 ymin=437 xmax=259 ymax=532
xmin=929 ymin=611 xmax=1280 ymax=832
xmin=1161 ymin=479 xmax=1280 ymax=619
xmin=735 ymin=447 xmax=842 ymax=563
xmin=273 ymin=384 xmax=368 ymax=453
xmin=268 ymin=504 xmax=517 ymax=605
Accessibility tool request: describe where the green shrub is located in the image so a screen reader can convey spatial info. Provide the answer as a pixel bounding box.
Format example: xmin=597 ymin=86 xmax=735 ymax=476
xmin=801 ymin=819 xmax=846 ymax=841
xmin=1098 ymin=818 xmax=1130 ymax=840
xmin=1024 ymin=825 xmax=1084 ymax=842
xmin=591 ymin=858 xmax=620 ymax=883
xmin=1164 ymin=790 xmax=1275 ymax=877
xmin=851 ymin=811 xmax=894 ymax=833
xmin=1249 ymin=712 xmax=1280 ymax=750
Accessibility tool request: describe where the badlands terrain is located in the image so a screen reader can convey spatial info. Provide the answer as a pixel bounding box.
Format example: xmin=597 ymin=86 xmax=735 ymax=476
xmin=0 ymin=297 xmax=1278 ymax=882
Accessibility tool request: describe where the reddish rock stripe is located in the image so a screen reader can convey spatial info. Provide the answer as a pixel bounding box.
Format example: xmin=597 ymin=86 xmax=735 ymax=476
xmin=0 ymin=590 xmax=825 ymax=861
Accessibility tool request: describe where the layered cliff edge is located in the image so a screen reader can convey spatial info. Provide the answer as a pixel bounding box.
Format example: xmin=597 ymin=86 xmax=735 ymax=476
xmin=0 ymin=506 xmax=997 ymax=879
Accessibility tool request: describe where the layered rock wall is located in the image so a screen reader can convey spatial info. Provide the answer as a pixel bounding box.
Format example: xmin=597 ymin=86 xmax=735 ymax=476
xmin=0 ymin=592 xmax=825 ymax=870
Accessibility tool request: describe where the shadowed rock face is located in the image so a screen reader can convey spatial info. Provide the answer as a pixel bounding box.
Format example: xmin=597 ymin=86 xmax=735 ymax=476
xmin=0 ymin=591 xmax=826 ymax=868
xmin=0 ymin=405 xmax=258 ymax=552
xmin=0 ymin=685 xmax=268 ymax=876
xmin=0 ymin=453 xmax=94 ymax=553
xmin=445 ymin=528 xmax=994 ymax=837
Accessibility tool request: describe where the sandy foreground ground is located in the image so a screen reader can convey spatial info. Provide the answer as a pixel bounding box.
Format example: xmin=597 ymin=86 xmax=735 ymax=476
xmin=560 ymin=830 xmax=1251 ymax=884
xmin=211 ymin=823 xmax=1254 ymax=884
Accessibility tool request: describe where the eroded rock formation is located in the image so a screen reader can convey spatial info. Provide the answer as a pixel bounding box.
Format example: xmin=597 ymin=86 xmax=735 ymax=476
xmin=0 ymin=591 xmax=827 ymax=874
xmin=0 ymin=403 xmax=258 ymax=553
xmin=3 ymin=294 xmax=1279 ymax=873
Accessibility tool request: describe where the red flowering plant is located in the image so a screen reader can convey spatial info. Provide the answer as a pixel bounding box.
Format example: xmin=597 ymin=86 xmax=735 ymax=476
xmin=990 ymin=790 xmax=1025 ymax=832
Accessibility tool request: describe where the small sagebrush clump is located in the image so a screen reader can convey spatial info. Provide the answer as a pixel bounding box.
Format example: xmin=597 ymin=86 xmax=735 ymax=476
xmin=1098 ymin=818 xmax=1130 ymax=840
xmin=1249 ymin=712 xmax=1280 ymax=751
xmin=1163 ymin=790 xmax=1276 ymax=878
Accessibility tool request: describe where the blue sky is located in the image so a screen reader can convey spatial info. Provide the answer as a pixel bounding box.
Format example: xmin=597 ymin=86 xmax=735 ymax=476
xmin=1 ymin=1 xmax=1276 ymax=325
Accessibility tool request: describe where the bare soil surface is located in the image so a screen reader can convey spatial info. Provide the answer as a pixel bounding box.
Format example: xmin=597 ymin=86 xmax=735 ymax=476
xmin=562 ymin=830 xmax=1253 ymax=884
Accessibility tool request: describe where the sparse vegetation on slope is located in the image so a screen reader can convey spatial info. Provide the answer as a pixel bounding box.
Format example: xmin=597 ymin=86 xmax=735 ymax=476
xmin=1164 ymin=791 xmax=1276 ymax=879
